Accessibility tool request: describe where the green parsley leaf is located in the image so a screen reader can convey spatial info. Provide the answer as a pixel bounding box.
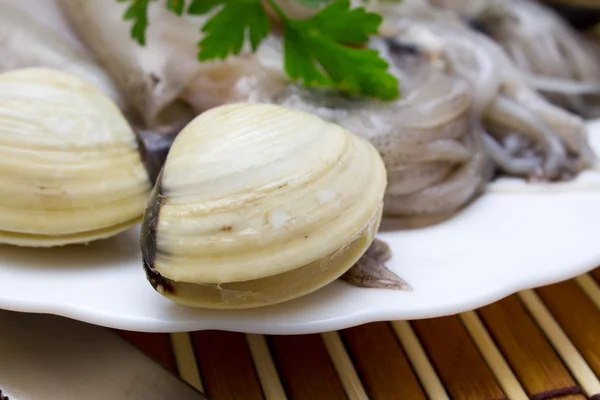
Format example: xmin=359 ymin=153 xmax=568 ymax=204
xmin=279 ymin=0 xmax=399 ymax=100
xmin=119 ymin=0 xmax=152 ymax=46
xmin=187 ymin=0 xmax=221 ymax=14
xmin=188 ymin=0 xmax=271 ymax=61
xmin=166 ymin=0 xmax=186 ymax=15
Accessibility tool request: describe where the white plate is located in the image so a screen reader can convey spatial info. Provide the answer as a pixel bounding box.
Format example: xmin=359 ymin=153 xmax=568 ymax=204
xmin=1 ymin=123 xmax=600 ymax=335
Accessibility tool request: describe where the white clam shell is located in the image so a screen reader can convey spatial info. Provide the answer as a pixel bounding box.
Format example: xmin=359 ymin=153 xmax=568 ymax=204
xmin=0 ymin=68 xmax=151 ymax=247
xmin=146 ymin=103 xmax=387 ymax=308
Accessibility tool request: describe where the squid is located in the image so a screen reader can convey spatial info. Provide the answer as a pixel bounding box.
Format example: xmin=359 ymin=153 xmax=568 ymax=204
xmin=381 ymin=16 xmax=596 ymax=181
xmin=0 ymin=0 xmax=125 ymax=111
xmin=430 ymin=0 xmax=600 ymax=118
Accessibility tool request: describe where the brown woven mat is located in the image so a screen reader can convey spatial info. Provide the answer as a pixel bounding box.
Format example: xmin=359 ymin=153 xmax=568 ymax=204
xmin=116 ymin=268 xmax=600 ymax=400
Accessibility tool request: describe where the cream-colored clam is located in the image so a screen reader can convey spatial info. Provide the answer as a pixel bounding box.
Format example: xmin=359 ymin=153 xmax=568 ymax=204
xmin=0 ymin=68 xmax=151 ymax=247
xmin=141 ymin=103 xmax=387 ymax=309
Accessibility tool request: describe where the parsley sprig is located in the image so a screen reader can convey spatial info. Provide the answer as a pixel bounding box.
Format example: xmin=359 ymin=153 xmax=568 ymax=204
xmin=117 ymin=0 xmax=399 ymax=100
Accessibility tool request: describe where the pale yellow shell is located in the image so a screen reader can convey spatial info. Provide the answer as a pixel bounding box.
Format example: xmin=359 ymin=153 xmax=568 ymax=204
xmin=0 ymin=68 xmax=151 ymax=247
xmin=145 ymin=103 xmax=387 ymax=308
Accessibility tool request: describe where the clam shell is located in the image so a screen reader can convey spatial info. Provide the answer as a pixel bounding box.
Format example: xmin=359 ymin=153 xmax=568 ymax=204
xmin=0 ymin=68 xmax=151 ymax=247
xmin=142 ymin=103 xmax=387 ymax=308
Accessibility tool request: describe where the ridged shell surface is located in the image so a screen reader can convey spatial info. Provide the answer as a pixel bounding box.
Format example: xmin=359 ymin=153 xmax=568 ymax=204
xmin=0 ymin=68 xmax=151 ymax=246
xmin=148 ymin=103 xmax=387 ymax=288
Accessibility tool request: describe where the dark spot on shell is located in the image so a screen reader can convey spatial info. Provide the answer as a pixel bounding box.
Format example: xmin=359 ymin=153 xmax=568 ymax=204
xmin=278 ymin=182 xmax=289 ymax=189
xmin=141 ymin=169 xmax=175 ymax=295
xmin=221 ymin=225 xmax=233 ymax=232
xmin=304 ymin=235 xmax=308 ymax=239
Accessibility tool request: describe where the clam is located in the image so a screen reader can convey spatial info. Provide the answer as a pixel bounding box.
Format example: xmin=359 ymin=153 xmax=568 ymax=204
xmin=0 ymin=68 xmax=173 ymax=247
xmin=141 ymin=103 xmax=389 ymax=308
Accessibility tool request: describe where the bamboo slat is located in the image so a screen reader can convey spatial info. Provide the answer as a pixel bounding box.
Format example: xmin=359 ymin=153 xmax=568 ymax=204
xmin=321 ymin=331 xmax=369 ymax=400
xmin=459 ymin=311 xmax=529 ymax=400
xmin=391 ymin=320 xmax=450 ymax=400
xmin=268 ymin=334 xmax=347 ymax=399
xmin=479 ymin=296 xmax=585 ymax=399
xmin=537 ymin=282 xmax=600 ymax=378
xmin=575 ymin=275 xmax=600 ymax=310
xmin=519 ymin=290 xmax=600 ymax=397
xmin=411 ymin=316 xmax=507 ymax=400
xmin=170 ymin=332 xmax=204 ymax=392
xmin=246 ymin=334 xmax=287 ymax=400
xmin=192 ymin=331 xmax=263 ymax=400
xmin=341 ymin=322 xmax=427 ymax=400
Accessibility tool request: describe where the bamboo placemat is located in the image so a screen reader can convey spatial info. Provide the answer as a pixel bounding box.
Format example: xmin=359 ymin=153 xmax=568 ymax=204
xmin=116 ymin=268 xmax=600 ymax=400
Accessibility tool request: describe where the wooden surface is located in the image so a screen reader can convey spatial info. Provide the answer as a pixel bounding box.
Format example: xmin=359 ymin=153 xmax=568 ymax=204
xmin=117 ymin=268 xmax=600 ymax=400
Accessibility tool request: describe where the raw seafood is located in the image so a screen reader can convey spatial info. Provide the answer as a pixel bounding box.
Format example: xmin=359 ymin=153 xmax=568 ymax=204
xmin=432 ymin=0 xmax=600 ymax=118
xmin=56 ymin=0 xmax=308 ymax=128
xmin=57 ymin=0 xmax=210 ymax=127
xmin=54 ymin=0 xmax=595 ymax=199
xmin=0 ymin=68 xmax=151 ymax=247
xmin=0 ymin=0 xmax=125 ymax=111
xmin=22 ymin=3 xmax=410 ymax=291
xmin=269 ymin=46 xmax=490 ymax=216
xmin=184 ymin=36 xmax=492 ymax=218
xmin=59 ymin=0 xmax=489 ymax=219
xmin=381 ymin=16 xmax=596 ymax=181
xmin=141 ymin=103 xmax=388 ymax=308
xmin=341 ymin=238 xmax=411 ymax=290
